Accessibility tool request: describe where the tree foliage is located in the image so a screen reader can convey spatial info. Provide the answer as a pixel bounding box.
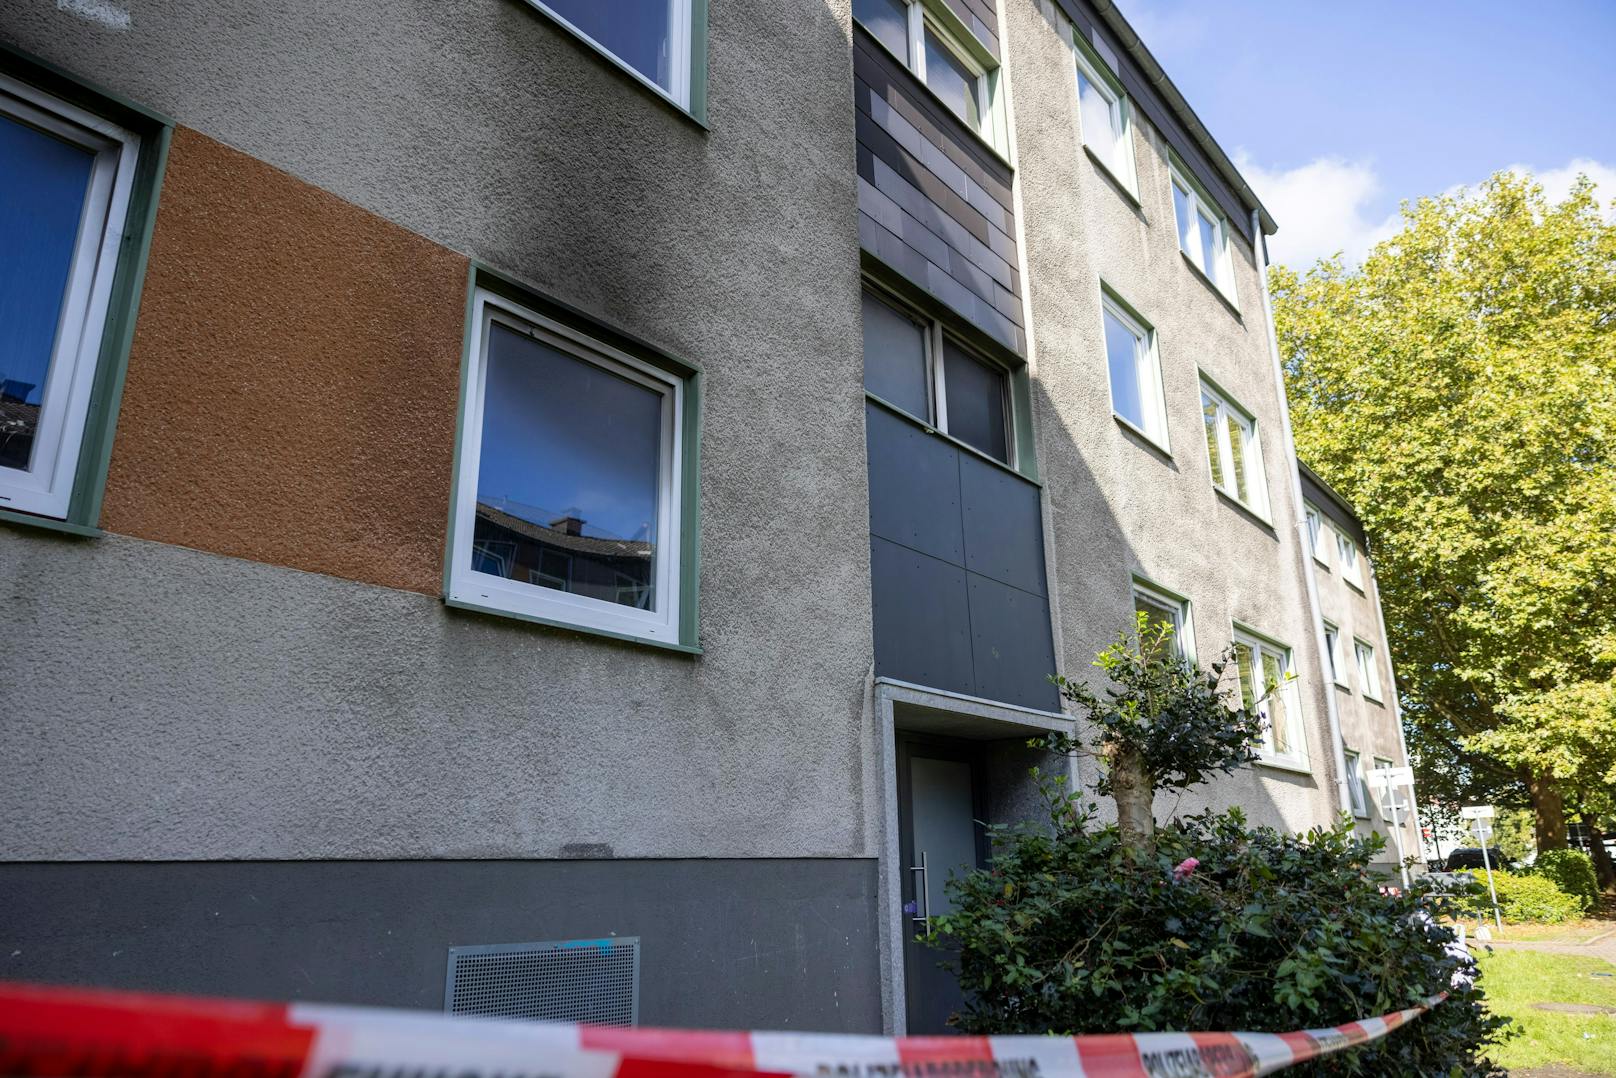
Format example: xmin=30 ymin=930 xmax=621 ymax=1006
xmin=933 ymin=794 xmax=1510 ymax=1074
xmin=1271 ymin=172 xmax=1616 ymax=845
xmin=1046 ymin=614 xmax=1266 ymax=854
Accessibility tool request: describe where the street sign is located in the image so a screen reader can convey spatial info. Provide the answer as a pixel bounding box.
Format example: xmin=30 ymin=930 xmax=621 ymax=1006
xmin=1365 ymin=766 xmax=1414 ymax=789
xmin=1460 ymin=805 xmax=1495 ymax=820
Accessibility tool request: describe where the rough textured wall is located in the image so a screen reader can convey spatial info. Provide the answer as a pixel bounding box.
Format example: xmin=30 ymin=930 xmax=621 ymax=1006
xmin=0 ymin=1 xmax=877 ymax=861
xmin=0 ymin=528 xmax=869 ymax=860
xmin=1005 ymin=1 xmax=1338 ymax=834
xmin=103 ymin=127 xmax=468 ymax=595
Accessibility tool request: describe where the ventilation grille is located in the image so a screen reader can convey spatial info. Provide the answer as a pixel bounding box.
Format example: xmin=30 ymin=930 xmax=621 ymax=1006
xmin=445 ymin=938 xmax=639 ymax=1026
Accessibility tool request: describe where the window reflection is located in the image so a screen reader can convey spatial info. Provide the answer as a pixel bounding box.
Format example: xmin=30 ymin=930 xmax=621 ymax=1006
xmin=541 ymin=0 xmax=677 ymax=94
xmin=0 ymin=113 xmax=94 ymax=474
xmin=472 ymin=324 xmax=662 ymax=612
xmin=923 ymin=28 xmax=979 ymax=130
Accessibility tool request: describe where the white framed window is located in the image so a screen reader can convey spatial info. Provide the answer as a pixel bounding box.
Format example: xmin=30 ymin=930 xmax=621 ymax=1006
xmin=1344 ymin=749 xmax=1370 ymax=818
xmin=527 ymin=0 xmax=695 ymax=111
xmin=0 ymin=74 xmax=139 ymax=520
xmin=861 ymin=288 xmax=1014 ymax=466
xmin=1304 ymin=503 xmax=1331 ymax=568
xmin=1170 ymin=162 xmax=1238 ymax=304
xmin=1322 ymin=620 xmax=1348 ymax=687
xmin=1354 ymin=638 xmax=1383 ymax=701
xmin=1101 ymin=292 xmax=1169 ymax=450
xmin=1373 ymin=756 xmax=1399 ymax=819
xmin=1335 ymin=528 xmax=1365 ymax=589
xmin=448 ymin=289 xmax=685 ymax=645
xmin=1132 ymin=577 xmax=1195 ymax=661
xmin=1233 ymin=627 xmax=1306 ymax=768
xmin=1200 ymin=379 xmax=1268 ymax=517
xmin=1072 ymin=39 xmax=1136 ymax=192
xmin=855 ymin=0 xmax=1001 ymax=148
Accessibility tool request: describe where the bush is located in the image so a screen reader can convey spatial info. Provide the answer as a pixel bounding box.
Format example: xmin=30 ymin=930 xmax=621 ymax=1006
xmin=930 ymin=793 xmax=1510 ymax=1075
xmin=1466 ymin=868 xmax=1585 ymax=923
xmin=1530 ymin=849 xmax=1599 ymax=914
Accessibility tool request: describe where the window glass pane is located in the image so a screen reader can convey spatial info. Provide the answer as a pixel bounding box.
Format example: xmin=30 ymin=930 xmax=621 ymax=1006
xmin=1226 ymin=412 xmax=1249 ymax=503
xmin=540 ymin=0 xmax=677 ymax=94
xmin=1323 ymin=626 xmax=1339 ymax=680
xmin=924 ymin=28 xmax=980 ymax=130
xmin=861 ymin=291 xmax=930 ymax=419
xmin=473 ymin=324 xmax=663 ymax=612
xmin=942 ymin=342 xmax=1007 ymax=462
xmin=1104 ymin=309 xmax=1144 ymax=430
xmin=1077 ymin=68 xmax=1118 ymax=163
xmin=855 ymin=0 xmax=910 ymax=63
xmin=1201 ymin=393 xmax=1224 ymax=486
xmin=1262 ymin=650 xmax=1290 ymax=754
xmin=0 ymin=113 xmax=94 ymax=474
xmin=1234 ymin=643 xmax=1256 ymax=708
xmin=1197 ymin=211 xmax=1221 ymax=283
xmin=1134 ymin=592 xmax=1180 ymax=658
xmin=1172 ymin=182 xmax=1195 ymax=261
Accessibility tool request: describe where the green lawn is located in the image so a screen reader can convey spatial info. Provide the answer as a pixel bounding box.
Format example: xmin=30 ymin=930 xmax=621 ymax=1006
xmin=1477 ymin=949 xmax=1616 ymax=1074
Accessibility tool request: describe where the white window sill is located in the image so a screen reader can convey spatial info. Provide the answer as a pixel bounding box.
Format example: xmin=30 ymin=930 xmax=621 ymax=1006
xmin=1179 ymin=250 xmax=1241 ymax=318
xmin=1255 ymin=755 xmax=1313 ymax=776
xmin=1312 ymin=555 xmax=1331 ymax=571
xmin=1113 ymin=412 xmax=1171 ymax=459
xmin=1082 ymin=143 xmax=1141 ymax=207
xmin=1214 ymin=486 xmax=1275 ymax=530
xmin=445 ymin=596 xmax=702 ymax=655
xmin=1362 ymin=693 xmax=1385 ymax=706
xmin=1344 ymin=578 xmax=1367 ymax=595
xmin=1332 ymin=680 xmax=1352 ymax=692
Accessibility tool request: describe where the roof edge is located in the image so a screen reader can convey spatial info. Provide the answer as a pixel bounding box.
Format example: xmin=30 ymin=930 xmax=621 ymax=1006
xmin=1089 ymin=0 xmax=1278 ymax=236
xmin=1297 ymin=459 xmax=1362 ymax=528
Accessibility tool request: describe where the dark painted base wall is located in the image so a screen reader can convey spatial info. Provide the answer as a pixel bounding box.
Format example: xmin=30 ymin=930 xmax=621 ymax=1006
xmin=0 ymin=858 xmax=882 ymax=1032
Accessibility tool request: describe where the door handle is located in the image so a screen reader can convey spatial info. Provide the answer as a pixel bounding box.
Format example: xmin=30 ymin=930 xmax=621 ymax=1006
xmin=908 ymin=850 xmax=931 ymax=933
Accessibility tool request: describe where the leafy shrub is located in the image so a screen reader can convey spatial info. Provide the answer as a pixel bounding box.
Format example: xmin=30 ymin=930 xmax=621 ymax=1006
xmin=931 ymin=790 xmax=1510 ymax=1076
xmin=1466 ymin=868 xmax=1585 ymax=923
xmin=1530 ymin=849 xmax=1599 ymax=914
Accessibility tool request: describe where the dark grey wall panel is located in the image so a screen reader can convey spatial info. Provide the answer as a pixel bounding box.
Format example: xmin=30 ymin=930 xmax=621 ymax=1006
xmin=940 ymin=0 xmax=1000 ymax=57
xmin=959 ymin=452 xmax=1047 ymax=597
xmin=867 ymin=402 xmax=964 ymax=564
xmin=0 ymin=858 xmax=881 ymax=1033
xmin=867 ymin=404 xmax=1055 ymax=710
xmin=870 ymin=535 xmax=976 ymax=697
xmin=854 ymin=26 xmax=1024 ymax=356
xmin=1056 ymin=0 xmax=1256 ymax=244
xmin=967 ymin=574 xmax=1060 ymax=711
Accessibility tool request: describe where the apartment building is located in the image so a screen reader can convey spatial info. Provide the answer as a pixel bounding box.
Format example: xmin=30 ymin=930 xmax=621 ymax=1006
xmin=0 ymin=0 xmax=1416 ymax=1038
xmin=1301 ymin=463 xmax=1423 ymax=872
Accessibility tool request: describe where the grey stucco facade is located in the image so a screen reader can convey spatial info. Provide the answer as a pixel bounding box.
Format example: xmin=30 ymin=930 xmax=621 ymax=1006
xmin=1 ymin=0 xmax=1414 ymax=1036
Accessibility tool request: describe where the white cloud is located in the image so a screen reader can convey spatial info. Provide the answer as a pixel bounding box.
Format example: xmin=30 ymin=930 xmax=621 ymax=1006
xmin=1236 ymin=154 xmax=1616 ymax=269
xmin=1233 ymin=153 xmax=1401 ymax=269
xmin=1502 ymin=158 xmax=1616 ymax=212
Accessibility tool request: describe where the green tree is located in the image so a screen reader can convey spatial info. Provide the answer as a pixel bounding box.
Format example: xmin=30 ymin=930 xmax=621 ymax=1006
xmin=1271 ymin=172 xmax=1616 ymax=849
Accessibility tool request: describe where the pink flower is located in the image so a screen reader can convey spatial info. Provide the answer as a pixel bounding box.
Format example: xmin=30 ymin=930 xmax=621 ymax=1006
xmin=1172 ymin=857 xmax=1200 ymax=881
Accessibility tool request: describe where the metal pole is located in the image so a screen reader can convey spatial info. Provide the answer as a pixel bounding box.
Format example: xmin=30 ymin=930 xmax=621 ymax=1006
xmin=1476 ymin=820 xmax=1503 ymax=931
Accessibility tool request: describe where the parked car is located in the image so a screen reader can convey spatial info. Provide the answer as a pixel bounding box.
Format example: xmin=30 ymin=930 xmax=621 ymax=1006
xmin=1444 ymin=847 xmax=1511 ymax=871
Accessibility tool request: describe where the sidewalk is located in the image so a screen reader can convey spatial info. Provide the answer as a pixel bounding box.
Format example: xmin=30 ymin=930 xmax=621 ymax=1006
xmin=1484 ymin=928 xmax=1616 ymax=967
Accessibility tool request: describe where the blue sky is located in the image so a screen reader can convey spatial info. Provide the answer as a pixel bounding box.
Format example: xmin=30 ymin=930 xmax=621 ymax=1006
xmin=1119 ymin=0 xmax=1616 ymax=266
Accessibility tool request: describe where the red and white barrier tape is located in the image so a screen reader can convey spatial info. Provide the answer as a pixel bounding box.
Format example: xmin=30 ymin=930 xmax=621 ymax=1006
xmin=0 ymin=981 xmax=1444 ymax=1077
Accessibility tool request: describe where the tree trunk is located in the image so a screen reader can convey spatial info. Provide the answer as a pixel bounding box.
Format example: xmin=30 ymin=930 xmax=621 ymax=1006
xmin=1527 ymin=769 xmax=1569 ymax=851
xmin=1585 ymin=815 xmax=1616 ymax=892
xmin=1108 ymin=743 xmax=1155 ymax=858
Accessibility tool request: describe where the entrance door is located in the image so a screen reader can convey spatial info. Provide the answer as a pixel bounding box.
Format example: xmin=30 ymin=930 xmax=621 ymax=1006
xmin=898 ymin=736 xmax=985 ymax=1034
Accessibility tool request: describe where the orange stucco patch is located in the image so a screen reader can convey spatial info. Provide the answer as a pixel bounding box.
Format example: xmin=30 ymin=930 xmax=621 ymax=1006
xmin=103 ymin=126 xmax=469 ymax=595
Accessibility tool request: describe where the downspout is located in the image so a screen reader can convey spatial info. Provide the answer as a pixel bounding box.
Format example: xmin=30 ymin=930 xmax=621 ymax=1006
xmin=1251 ymin=210 xmax=1354 ymax=818
xmin=1370 ymin=562 xmax=1428 ymax=867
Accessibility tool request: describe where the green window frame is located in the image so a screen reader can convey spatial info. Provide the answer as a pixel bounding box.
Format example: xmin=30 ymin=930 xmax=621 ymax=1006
xmin=443 ymin=264 xmax=703 ymax=654
xmin=0 ymin=45 xmax=173 ymax=538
